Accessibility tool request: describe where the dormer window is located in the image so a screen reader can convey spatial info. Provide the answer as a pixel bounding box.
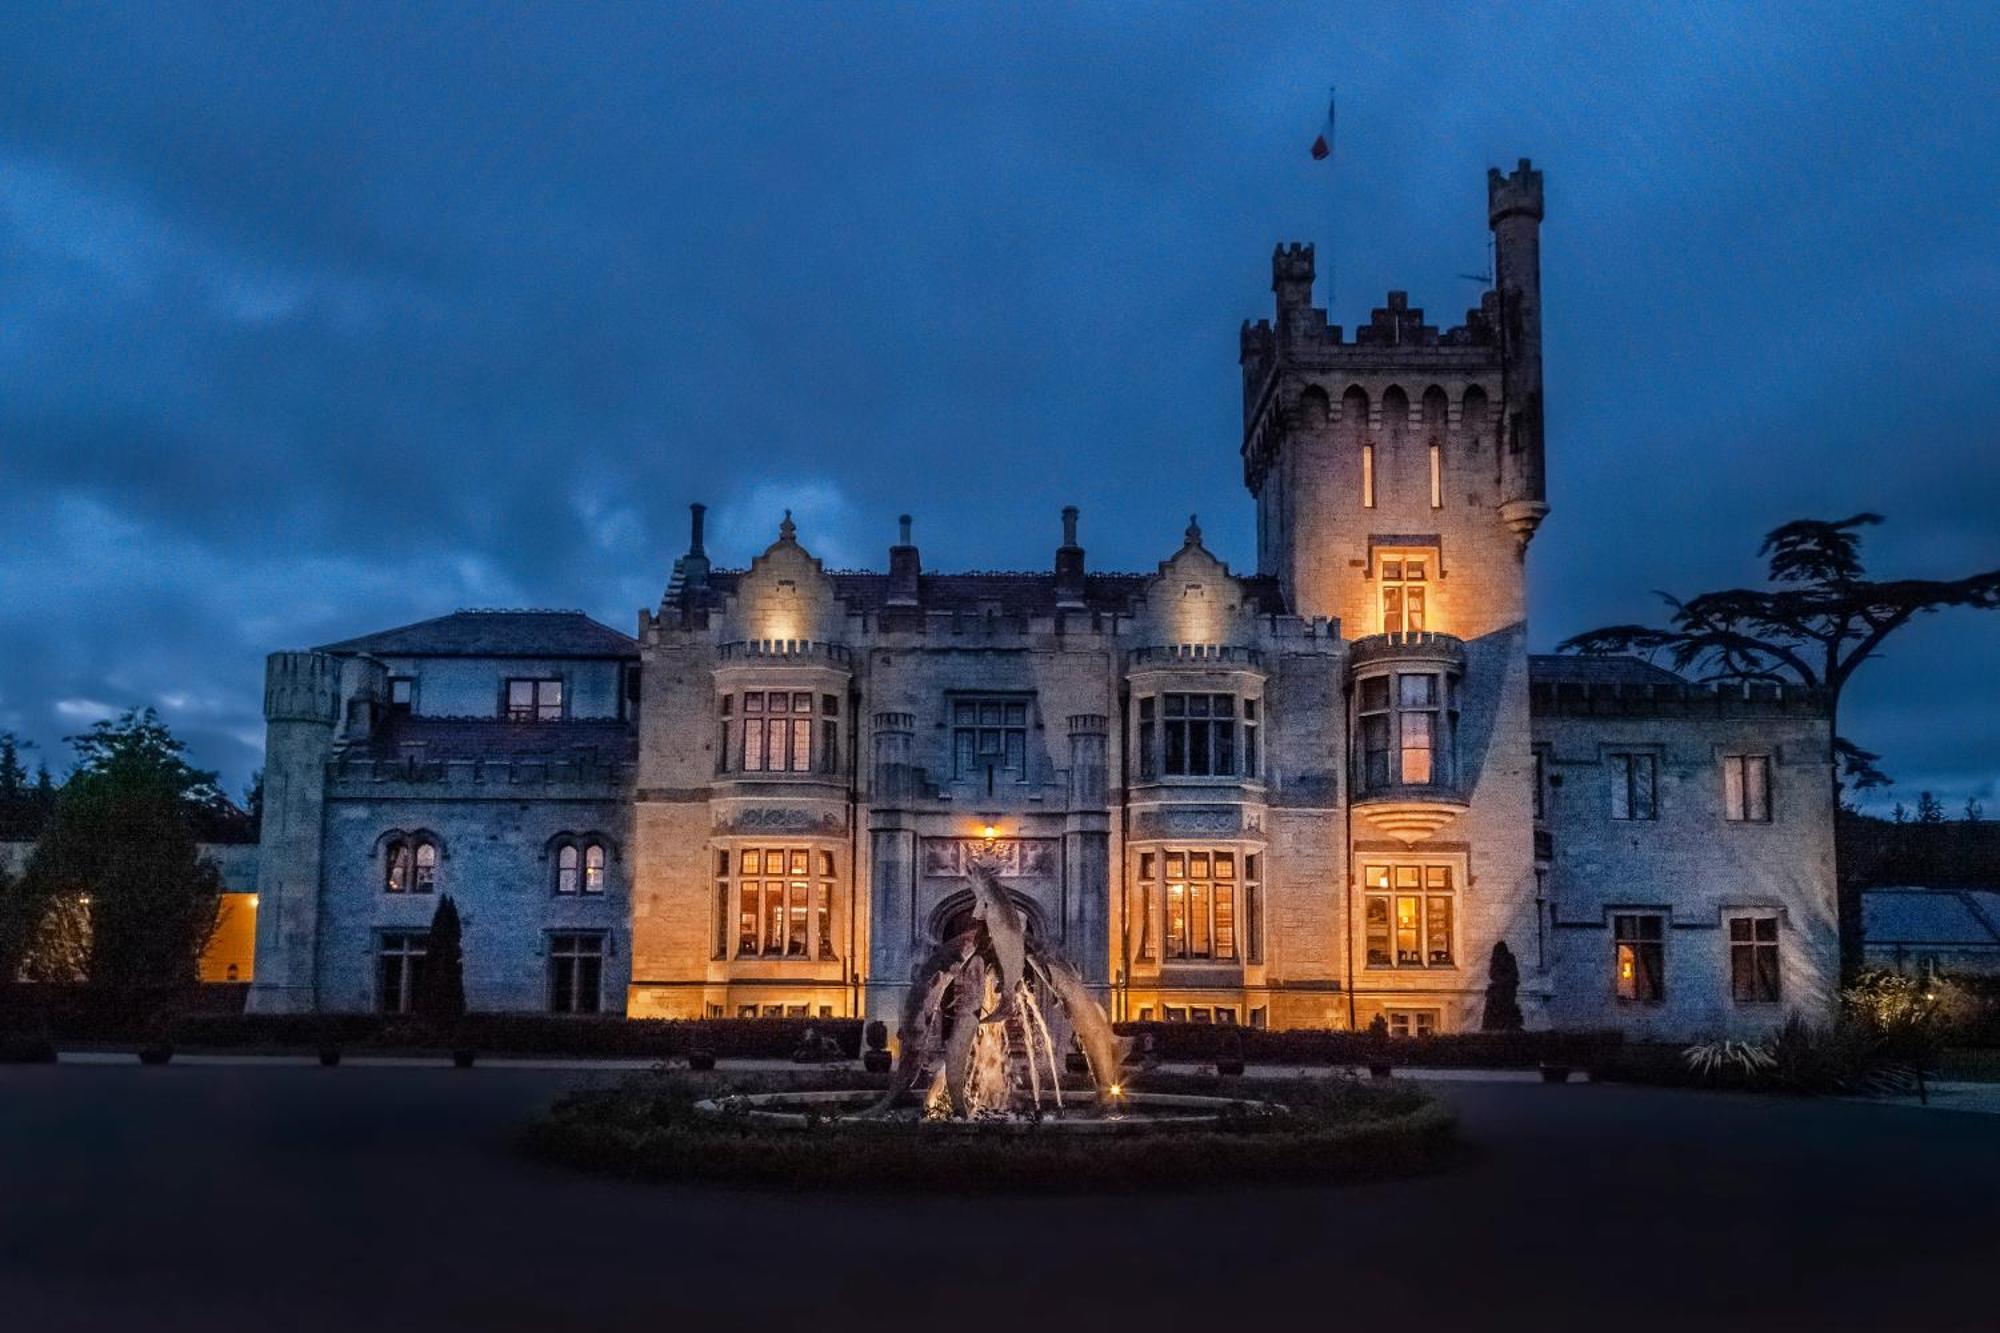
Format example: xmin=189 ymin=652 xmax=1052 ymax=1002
xmin=504 ymin=677 xmax=563 ymax=722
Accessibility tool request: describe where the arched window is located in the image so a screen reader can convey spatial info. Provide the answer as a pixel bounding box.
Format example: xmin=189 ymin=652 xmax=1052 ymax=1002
xmin=384 ymin=835 xmax=440 ymax=894
xmin=552 ymin=837 xmax=610 ymax=895
xmin=386 ymin=842 xmax=413 ymax=894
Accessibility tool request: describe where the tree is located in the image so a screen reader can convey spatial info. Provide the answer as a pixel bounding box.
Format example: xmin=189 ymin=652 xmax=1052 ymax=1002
xmin=1481 ymin=941 xmax=1524 ymax=1032
xmin=2 ymin=711 xmax=222 ymax=987
xmin=1560 ymin=513 xmax=2000 ymax=973
xmin=1916 ymin=791 xmax=1946 ymax=824
xmin=412 ymin=895 xmax=467 ymax=1024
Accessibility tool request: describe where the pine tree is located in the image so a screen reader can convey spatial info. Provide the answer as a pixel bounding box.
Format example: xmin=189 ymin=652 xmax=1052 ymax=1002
xmin=1481 ymin=940 xmax=1525 ymax=1032
xmin=413 ymin=895 xmax=467 ymax=1024
xmin=1916 ymin=791 xmax=1946 ymax=823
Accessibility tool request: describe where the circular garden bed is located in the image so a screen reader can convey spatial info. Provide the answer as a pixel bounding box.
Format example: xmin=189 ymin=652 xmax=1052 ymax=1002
xmin=522 ymin=1069 xmax=1457 ymax=1192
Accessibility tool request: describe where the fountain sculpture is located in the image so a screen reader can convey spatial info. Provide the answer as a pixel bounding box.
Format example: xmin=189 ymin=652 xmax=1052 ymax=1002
xmin=870 ymin=856 xmax=1124 ymax=1120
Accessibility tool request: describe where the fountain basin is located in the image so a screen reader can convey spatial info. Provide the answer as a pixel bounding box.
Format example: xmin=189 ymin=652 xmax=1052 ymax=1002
xmin=691 ymin=1087 xmax=1287 ymax=1133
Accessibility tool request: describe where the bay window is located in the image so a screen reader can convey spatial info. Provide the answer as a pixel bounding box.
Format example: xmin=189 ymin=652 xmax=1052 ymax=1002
xmin=722 ymin=690 xmax=836 ymax=774
xmin=725 ymin=846 xmax=838 ymax=960
xmin=1355 ymin=670 xmax=1457 ymax=792
xmin=1134 ymin=691 xmax=1262 ymax=782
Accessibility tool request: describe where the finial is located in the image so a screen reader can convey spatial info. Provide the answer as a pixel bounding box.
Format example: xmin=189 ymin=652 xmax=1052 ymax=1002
xmin=779 ymin=509 xmax=796 ymax=542
xmin=898 ymin=513 xmax=913 ymax=546
xmin=1185 ymin=513 xmax=1202 ymax=545
xmin=1061 ymin=506 xmax=1079 ymax=548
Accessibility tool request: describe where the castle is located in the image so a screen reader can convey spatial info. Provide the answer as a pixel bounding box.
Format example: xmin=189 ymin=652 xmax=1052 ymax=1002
xmin=250 ymin=161 xmax=1839 ymax=1038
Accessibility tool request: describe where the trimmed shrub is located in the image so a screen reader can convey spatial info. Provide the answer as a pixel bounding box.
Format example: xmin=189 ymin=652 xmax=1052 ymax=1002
xmin=1112 ymin=1022 xmax=1623 ymax=1069
xmin=522 ymin=1070 xmax=1458 ymax=1193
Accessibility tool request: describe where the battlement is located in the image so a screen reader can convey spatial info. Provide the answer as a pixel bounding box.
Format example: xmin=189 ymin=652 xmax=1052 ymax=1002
xmin=1530 ymin=679 xmax=1827 ymax=720
xmin=1272 ymin=241 xmax=1315 ymax=284
xmin=1488 ymin=157 xmax=1544 ymax=225
xmin=264 ymin=651 xmax=342 ymax=725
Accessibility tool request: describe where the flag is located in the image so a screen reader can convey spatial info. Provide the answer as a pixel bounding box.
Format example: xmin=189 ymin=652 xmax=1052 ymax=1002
xmin=1310 ymin=88 xmax=1335 ymax=161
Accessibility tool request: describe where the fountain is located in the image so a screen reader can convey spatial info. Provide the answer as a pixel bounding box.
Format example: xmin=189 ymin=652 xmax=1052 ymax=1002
xmin=870 ymin=857 xmax=1124 ymax=1120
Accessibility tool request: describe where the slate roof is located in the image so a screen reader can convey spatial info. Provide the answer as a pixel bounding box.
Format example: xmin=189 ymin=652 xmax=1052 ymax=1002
xmin=318 ymin=610 xmax=638 ymax=659
xmin=699 ymin=569 xmax=1288 ymax=616
xmin=1529 ymin=654 xmax=1687 ymax=687
xmin=350 ymin=715 xmax=638 ymax=763
xmin=1862 ymin=888 xmax=2000 ymax=948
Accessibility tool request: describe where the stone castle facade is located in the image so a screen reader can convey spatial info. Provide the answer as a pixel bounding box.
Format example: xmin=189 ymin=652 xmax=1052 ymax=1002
xmin=250 ymin=160 xmax=1839 ymax=1038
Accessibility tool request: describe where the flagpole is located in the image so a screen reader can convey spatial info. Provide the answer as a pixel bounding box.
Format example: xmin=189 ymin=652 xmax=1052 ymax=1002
xmin=1324 ymin=86 xmax=1336 ymax=318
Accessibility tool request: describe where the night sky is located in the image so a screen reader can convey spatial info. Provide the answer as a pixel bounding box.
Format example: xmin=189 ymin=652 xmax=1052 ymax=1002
xmin=2 ymin=4 xmax=1995 ymax=811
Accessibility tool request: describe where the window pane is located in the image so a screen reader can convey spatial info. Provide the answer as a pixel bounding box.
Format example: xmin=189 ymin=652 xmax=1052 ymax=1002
xmin=1166 ymin=881 xmax=1187 ymax=958
xmin=575 ymin=955 xmax=602 ymax=1014
xmin=1188 ymin=881 xmax=1210 ymax=956
xmin=739 ymin=885 xmax=760 ymax=956
xmin=787 ymin=882 xmax=809 ymax=957
xmin=1360 ymin=676 xmax=1389 ymax=711
xmin=1395 ymin=895 xmax=1421 ymax=965
xmin=1214 ymin=884 xmax=1236 ymax=960
xmin=1426 ymin=894 xmax=1452 ymax=965
xmin=791 ymin=717 xmax=811 ymax=771
xmin=1365 ymin=895 xmax=1391 ymax=966
xmin=1724 ymin=757 xmax=1745 ymax=821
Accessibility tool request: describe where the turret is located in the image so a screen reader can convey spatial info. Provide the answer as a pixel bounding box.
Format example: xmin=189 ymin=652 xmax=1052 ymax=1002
xmin=1489 ymin=158 xmax=1549 ymax=547
xmin=247 ymin=650 xmax=341 ymax=1014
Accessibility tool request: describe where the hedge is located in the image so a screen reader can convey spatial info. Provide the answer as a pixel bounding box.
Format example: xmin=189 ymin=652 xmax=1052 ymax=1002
xmin=1114 ymin=1022 xmax=1624 ymax=1069
xmin=523 ymin=1070 xmax=1459 ymax=1193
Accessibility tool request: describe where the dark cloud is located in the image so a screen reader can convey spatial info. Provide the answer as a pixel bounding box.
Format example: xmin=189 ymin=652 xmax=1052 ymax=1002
xmin=1 ymin=2 xmax=1996 ymax=809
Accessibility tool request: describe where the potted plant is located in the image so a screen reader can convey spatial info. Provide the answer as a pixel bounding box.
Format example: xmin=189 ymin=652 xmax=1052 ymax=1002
xmin=862 ymin=1020 xmax=893 ymax=1073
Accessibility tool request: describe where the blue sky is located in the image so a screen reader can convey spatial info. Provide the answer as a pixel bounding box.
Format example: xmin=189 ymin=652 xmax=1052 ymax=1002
xmin=1 ymin=3 xmax=1995 ymax=811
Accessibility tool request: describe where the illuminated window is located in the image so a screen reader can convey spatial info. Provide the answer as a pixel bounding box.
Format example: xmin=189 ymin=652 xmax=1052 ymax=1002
xmin=1135 ymin=852 xmax=1157 ymax=960
xmin=727 ymin=846 xmax=837 ymax=960
xmin=1723 ymin=754 xmax=1772 ymax=823
xmin=1610 ymin=753 xmax=1658 ymax=821
xmin=548 ymin=932 xmax=605 ymax=1014
xmin=1429 ymin=442 xmax=1443 ymax=509
xmin=376 ymin=932 xmax=428 ymax=1013
xmin=1356 ymin=671 xmax=1456 ymax=791
xmin=1614 ymin=913 xmax=1665 ymax=1002
xmin=953 ymin=696 xmax=1029 ymax=781
xmin=730 ymin=691 xmax=825 ymax=773
xmin=1145 ymin=849 xmax=1246 ymax=962
xmin=1729 ymin=915 xmax=1780 ymax=1003
xmin=1378 ymin=555 xmax=1429 ymax=634
xmin=1386 ymin=1009 xmax=1439 ymax=1038
xmin=383 ymin=836 xmax=439 ymax=894
xmin=1362 ymin=864 xmax=1455 ymax=968
xmin=504 ymin=677 xmax=563 ymax=722
xmin=1362 ymin=442 xmax=1376 ymax=508
xmin=552 ymin=838 xmax=609 ymax=896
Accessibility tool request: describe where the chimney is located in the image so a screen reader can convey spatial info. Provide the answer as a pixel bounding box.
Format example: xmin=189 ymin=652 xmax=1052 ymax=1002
xmin=679 ymin=502 xmax=711 ymax=590
xmin=887 ymin=513 xmax=919 ymax=607
xmin=1054 ymin=506 xmax=1085 ymax=609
